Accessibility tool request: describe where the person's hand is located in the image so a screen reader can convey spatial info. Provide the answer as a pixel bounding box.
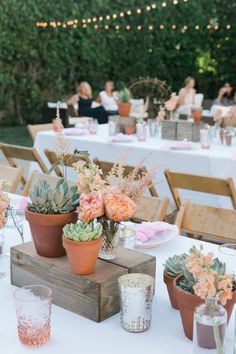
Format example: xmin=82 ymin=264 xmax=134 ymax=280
xmin=218 ymin=87 xmax=227 ymax=97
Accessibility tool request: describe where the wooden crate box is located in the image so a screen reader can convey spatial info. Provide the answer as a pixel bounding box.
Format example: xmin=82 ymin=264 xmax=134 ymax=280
xmin=162 ymin=121 xmax=177 ymax=140
xmin=11 ymin=242 xmax=156 ymax=323
xmin=176 ymin=121 xmax=193 ymax=141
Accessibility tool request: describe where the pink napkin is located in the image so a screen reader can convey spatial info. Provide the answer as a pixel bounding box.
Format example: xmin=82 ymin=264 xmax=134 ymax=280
xmin=171 ymin=141 xmax=191 ymax=149
xmin=112 ymin=133 xmax=134 ymax=142
xmin=136 ymin=221 xmax=179 ymax=243
xmin=64 ymin=128 xmax=89 ymax=136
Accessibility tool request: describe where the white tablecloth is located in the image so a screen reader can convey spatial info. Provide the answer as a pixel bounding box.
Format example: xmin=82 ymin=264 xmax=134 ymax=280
xmin=34 ymin=125 xmax=236 ymax=208
xmin=0 ymin=194 xmax=235 ymax=354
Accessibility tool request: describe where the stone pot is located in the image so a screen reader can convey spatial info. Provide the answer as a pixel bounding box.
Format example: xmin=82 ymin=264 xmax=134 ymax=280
xmin=63 ymin=236 xmax=102 ymax=275
xmin=25 ymin=209 xmax=77 ymax=258
xmin=174 ymin=276 xmax=236 ymax=340
xmin=163 ymin=271 xmax=178 ymax=309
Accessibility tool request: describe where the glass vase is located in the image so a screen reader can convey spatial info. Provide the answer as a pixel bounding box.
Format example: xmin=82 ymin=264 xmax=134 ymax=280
xmin=99 ymin=220 xmax=120 ymax=260
xmin=193 ymin=298 xmax=227 ymax=354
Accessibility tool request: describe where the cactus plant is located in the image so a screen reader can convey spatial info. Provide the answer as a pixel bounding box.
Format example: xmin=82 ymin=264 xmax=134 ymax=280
xmin=63 ymin=222 xmax=102 ymax=242
xmin=28 ymin=179 xmax=79 ymax=215
xmin=163 ymin=253 xmax=187 ymax=277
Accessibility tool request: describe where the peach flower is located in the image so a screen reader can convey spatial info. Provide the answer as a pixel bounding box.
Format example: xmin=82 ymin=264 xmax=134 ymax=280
xmin=165 ymin=93 xmax=179 ymax=112
xmin=104 ymin=192 xmax=136 ymax=222
xmin=77 ymin=191 xmax=104 ymax=223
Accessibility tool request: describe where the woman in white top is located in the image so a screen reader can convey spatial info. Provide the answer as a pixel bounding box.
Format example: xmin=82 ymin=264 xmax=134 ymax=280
xmin=177 ymin=77 xmax=196 ymax=115
xmin=99 ymin=81 xmax=118 ymax=115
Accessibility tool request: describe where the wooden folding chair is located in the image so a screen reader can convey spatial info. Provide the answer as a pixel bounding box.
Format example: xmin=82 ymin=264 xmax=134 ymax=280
xmin=23 ymin=171 xmax=76 ymax=196
xmin=0 ymin=143 xmax=48 ymax=185
xmin=175 ymin=200 xmax=236 ymax=243
xmin=44 ymin=149 xmax=91 ymax=177
xmin=0 ymin=165 xmax=23 ymax=193
xmin=165 ymin=169 xmax=236 ymax=210
xmin=131 ymin=196 xmax=169 ymax=223
xmin=27 ymin=123 xmax=53 ymax=141
xmin=93 ymin=159 xmax=158 ymax=197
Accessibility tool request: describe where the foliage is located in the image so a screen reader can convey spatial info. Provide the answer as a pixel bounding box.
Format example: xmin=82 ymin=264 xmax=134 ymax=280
xmin=0 ymin=0 xmax=236 ymax=125
xmin=119 ymin=88 xmax=132 ymax=103
xmin=163 ymin=253 xmax=187 ymax=277
xmin=28 ymin=179 xmax=79 ymax=214
xmin=63 ymin=221 xmax=102 ymax=241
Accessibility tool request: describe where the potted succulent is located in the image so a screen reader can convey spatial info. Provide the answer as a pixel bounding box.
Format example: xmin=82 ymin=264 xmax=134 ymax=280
xmin=118 ymin=88 xmax=132 ymax=117
xmin=63 ymin=221 xmax=102 ymax=275
xmin=173 ymin=246 xmax=236 ymax=341
xmin=163 ymin=253 xmax=187 ymax=309
xmin=25 ymin=179 xmax=79 ymax=258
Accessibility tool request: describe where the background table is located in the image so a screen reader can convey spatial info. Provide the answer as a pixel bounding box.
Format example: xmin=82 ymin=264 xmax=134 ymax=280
xmin=34 ymin=125 xmax=236 ymax=208
xmin=0 ymin=194 xmax=235 ymax=354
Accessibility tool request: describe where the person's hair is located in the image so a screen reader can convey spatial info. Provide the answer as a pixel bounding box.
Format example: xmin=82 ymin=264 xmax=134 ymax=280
xmin=184 ymin=77 xmax=194 ymax=86
xmin=105 ymin=80 xmax=114 ymax=90
xmin=78 ymin=81 xmax=92 ymax=98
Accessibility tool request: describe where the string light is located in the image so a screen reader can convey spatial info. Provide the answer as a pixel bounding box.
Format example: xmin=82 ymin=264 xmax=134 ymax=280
xmin=120 ymin=12 xmax=124 ymax=17
xmin=172 ymin=24 xmax=177 ymax=29
xmin=92 ymin=17 xmax=97 ymax=22
xmin=160 ymin=24 xmax=164 ymax=29
xmin=113 ymin=14 xmax=117 ymax=19
xmin=162 ymin=2 xmax=167 ymax=7
xmin=126 ymin=25 xmax=131 ymax=30
xmin=149 ymin=25 xmax=154 ymax=30
xmin=99 ymin=16 xmax=103 ymax=21
xmin=226 ymin=24 xmax=231 ymax=29
xmin=115 ymin=25 xmax=120 ymax=30
xmin=151 ymin=4 xmax=157 ymax=8
xmin=106 ymin=15 xmax=110 ymax=20
xmin=137 ymin=25 xmax=142 ymax=30
xmin=94 ymin=24 xmax=99 ymax=30
xmin=146 ymin=6 xmax=151 ymax=11
xmin=137 ymin=8 xmax=142 ymax=14
xmin=127 ymin=10 xmax=132 ymax=15
xmin=104 ymin=24 xmax=109 ymax=30
xmin=195 ymin=25 xmax=200 ymax=30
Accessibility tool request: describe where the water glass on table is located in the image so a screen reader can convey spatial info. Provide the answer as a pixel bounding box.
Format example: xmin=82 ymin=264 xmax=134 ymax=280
xmin=136 ymin=121 xmax=147 ymax=142
xmin=200 ymin=129 xmax=211 ymax=149
xmin=14 ymin=285 xmax=52 ymax=347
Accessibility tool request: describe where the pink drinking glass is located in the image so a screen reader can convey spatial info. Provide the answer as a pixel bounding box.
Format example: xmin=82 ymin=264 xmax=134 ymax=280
xmin=88 ymin=119 xmax=99 ymax=135
xmin=14 ymin=285 xmax=52 ymax=347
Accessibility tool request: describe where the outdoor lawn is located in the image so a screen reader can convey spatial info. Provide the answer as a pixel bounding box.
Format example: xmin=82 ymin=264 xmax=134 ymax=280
xmin=0 ymin=126 xmax=32 ymax=147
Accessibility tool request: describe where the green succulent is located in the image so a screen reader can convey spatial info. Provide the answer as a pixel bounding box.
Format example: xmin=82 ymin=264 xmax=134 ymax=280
xmin=63 ymin=222 xmax=102 ymax=242
xmin=163 ymin=253 xmax=187 ymax=277
xmin=119 ymin=88 xmax=132 ymax=103
xmin=28 ymin=179 xmax=79 ymax=214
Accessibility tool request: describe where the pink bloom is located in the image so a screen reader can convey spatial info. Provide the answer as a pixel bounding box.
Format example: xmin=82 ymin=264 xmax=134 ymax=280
xmin=77 ymin=191 xmax=104 ymax=223
xmin=219 ymin=288 xmax=232 ymax=306
xmin=104 ymin=192 xmax=136 ymax=222
xmin=165 ymin=94 xmax=179 ymax=112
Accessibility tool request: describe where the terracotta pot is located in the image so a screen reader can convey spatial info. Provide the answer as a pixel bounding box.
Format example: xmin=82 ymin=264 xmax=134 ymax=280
xmin=192 ymin=110 xmax=202 ymax=123
xmin=163 ymin=271 xmax=178 ymax=309
xmin=118 ymin=102 xmax=132 ymax=117
xmin=63 ymin=236 xmax=102 ymax=275
xmin=174 ymin=276 xmax=236 ymax=340
xmin=124 ymin=125 xmax=136 ymax=135
xmin=25 ymin=209 xmax=77 ymax=258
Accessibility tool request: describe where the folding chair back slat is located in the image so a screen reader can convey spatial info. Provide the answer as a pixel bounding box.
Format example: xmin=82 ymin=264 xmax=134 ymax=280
xmin=131 ymin=196 xmax=169 ymax=223
xmin=44 ymin=149 xmax=91 ymax=177
xmin=0 ymin=143 xmax=48 ymax=185
xmin=165 ymin=169 xmax=236 ymax=209
xmin=0 ymin=165 xmax=23 ymax=193
xmin=175 ymin=200 xmax=236 ymax=243
xmin=27 ymin=124 xmax=53 ymax=141
xmin=23 ymin=171 xmax=76 ymax=196
xmin=94 ymin=159 xmax=158 ymax=197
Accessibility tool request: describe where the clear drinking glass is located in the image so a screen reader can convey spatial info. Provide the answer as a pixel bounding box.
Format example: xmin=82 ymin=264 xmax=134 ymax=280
xmin=148 ymin=119 xmax=156 ymax=137
xmin=108 ymin=116 xmax=118 ymax=136
xmin=136 ymin=121 xmax=147 ymax=141
xmin=88 ymin=119 xmax=99 ymax=135
xmin=3 ymin=209 xmax=24 ymax=255
xmin=225 ymin=132 xmax=233 ymax=146
xmin=119 ymin=226 xmax=136 ymax=250
xmin=193 ymin=298 xmax=227 ymax=354
xmin=200 ymin=129 xmax=211 ymax=149
xmin=218 ymin=243 xmax=236 ymax=277
xmin=119 ymin=273 xmax=154 ymax=333
xmin=14 ymin=285 xmax=52 ymax=347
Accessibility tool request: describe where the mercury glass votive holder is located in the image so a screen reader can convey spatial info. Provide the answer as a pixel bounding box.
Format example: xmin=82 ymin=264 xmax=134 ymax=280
xmin=118 ymin=273 xmax=154 ymax=333
xmin=119 ymin=227 xmax=136 ymax=250
xmin=14 ymin=285 xmax=52 ymax=347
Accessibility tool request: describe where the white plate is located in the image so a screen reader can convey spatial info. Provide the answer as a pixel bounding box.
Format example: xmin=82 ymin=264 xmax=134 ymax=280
xmin=170 ymin=145 xmax=192 ymax=151
xmin=121 ymin=222 xmax=177 ymax=249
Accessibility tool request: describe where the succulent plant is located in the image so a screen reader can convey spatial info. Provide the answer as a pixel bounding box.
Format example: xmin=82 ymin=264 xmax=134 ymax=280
xmin=119 ymin=88 xmax=132 ymax=103
xmin=28 ymin=179 xmax=79 ymax=214
xmin=63 ymin=222 xmax=102 ymax=242
xmin=163 ymin=253 xmax=187 ymax=277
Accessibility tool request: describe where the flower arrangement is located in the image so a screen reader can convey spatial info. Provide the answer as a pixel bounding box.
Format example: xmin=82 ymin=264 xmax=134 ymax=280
xmin=213 ymin=106 xmax=236 ymax=128
xmin=186 ymin=246 xmax=233 ymax=306
xmin=0 ymin=181 xmax=10 ymax=229
xmin=73 ymin=155 xmax=156 ymax=258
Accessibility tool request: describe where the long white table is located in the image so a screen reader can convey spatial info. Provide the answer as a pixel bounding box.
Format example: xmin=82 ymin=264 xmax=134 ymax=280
xmin=34 ymin=125 xmax=236 ymax=208
xmin=1 ymin=194 xmax=235 ymax=354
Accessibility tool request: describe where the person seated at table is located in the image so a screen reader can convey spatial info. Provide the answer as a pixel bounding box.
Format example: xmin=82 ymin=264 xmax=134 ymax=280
xmin=213 ymin=82 xmax=235 ymax=107
xmin=67 ymin=82 xmax=108 ymax=124
xmin=99 ymin=81 xmax=119 ymax=116
xmin=176 ymin=77 xmax=196 ymax=115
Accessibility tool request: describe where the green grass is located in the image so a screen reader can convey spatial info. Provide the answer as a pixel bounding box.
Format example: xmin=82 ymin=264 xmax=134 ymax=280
xmin=0 ymin=126 xmax=32 ymax=147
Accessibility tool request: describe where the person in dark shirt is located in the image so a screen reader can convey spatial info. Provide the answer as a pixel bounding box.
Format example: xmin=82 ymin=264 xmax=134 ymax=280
xmin=214 ymin=82 xmax=235 ymax=106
